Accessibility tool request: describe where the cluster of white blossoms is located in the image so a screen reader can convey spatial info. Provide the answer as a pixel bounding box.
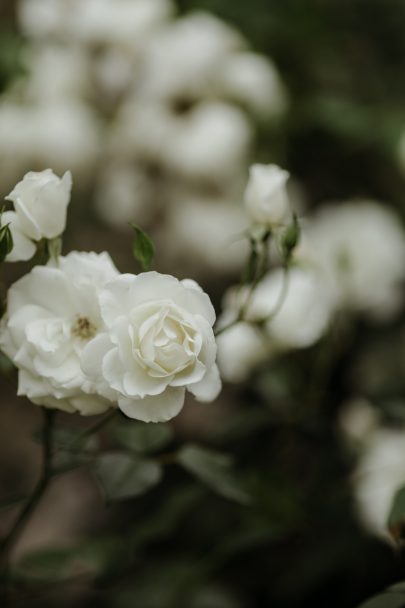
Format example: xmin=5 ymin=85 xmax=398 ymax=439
xmin=0 ymin=170 xmax=221 ymax=422
xmin=0 ymin=0 xmax=287 ymax=278
xmin=217 ymin=164 xmax=405 ymax=382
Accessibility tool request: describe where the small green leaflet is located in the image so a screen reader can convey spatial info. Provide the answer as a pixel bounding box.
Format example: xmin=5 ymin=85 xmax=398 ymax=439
xmin=177 ymin=444 xmax=251 ymax=505
xmin=92 ymin=452 xmax=162 ymax=502
xmin=388 ymin=485 xmax=405 ymax=542
xmin=0 ymin=216 xmax=13 ymax=263
xmin=131 ymin=223 xmax=155 ymax=271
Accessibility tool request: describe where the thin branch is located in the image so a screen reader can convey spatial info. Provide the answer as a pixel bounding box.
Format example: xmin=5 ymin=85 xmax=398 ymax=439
xmin=0 ymin=409 xmax=55 ymax=570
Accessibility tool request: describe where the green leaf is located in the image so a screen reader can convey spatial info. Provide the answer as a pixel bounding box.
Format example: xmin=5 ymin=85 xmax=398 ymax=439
xmin=111 ymin=420 xmax=173 ymax=454
xmin=0 ymin=221 xmax=13 ymax=263
xmin=388 ymin=485 xmax=405 ymax=541
xmin=46 ymin=237 xmax=62 ymax=262
xmin=242 ymin=239 xmax=259 ymax=284
xmin=92 ymin=452 xmax=162 ymax=501
xmin=177 ymin=444 xmax=251 ymax=505
xmin=281 ymin=213 xmax=300 ymax=261
xmin=357 ymin=591 xmax=405 ymax=608
xmin=12 ymin=538 xmax=123 ymax=584
xmin=131 ymin=223 xmax=155 ymax=271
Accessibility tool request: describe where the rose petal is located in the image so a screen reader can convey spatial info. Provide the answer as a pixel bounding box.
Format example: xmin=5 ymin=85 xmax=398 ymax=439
xmin=118 ymin=387 xmax=186 ymax=423
xmin=188 ymin=364 xmax=222 ymax=402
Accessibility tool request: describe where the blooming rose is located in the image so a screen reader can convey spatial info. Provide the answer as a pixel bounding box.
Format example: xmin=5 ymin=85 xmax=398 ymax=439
xmin=249 ymin=266 xmax=335 ymax=349
xmin=81 ymin=272 xmax=221 ymax=422
xmin=5 ymin=168 xmax=72 ymax=241
xmin=302 ymin=201 xmax=405 ymax=319
xmin=354 ymin=428 xmax=405 ymax=541
xmin=0 ymin=251 xmax=119 ymax=414
xmin=221 ymin=265 xmax=335 ymax=351
xmin=244 ymin=164 xmax=291 ymax=226
xmin=1 ymin=211 xmax=36 ymax=262
xmin=216 ymin=321 xmax=269 ymax=383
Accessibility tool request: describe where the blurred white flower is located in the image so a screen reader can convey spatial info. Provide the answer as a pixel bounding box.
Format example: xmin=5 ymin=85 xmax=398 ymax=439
xmin=19 ymin=0 xmax=174 ymax=47
xmin=18 ymin=0 xmax=68 ymax=38
xmin=223 ymin=265 xmax=335 ymax=350
xmin=165 ymin=102 xmax=252 ymax=183
xmin=141 ymin=12 xmax=243 ymax=101
xmin=94 ymin=163 xmax=155 ymax=227
xmin=216 ymin=53 xmax=287 ymax=119
xmin=0 ymin=211 xmax=36 ymax=262
xmin=23 ymin=44 xmax=89 ymax=103
xmin=0 ymin=101 xmax=101 ymax=186
xmin=339 ymin=398 xmax=380 ymax=443
xmin=244 ymin=164 xmax=291 ymax=227
xmin=304 ymin=201 xmax=405 ymax=319
xmin=354 ymin=428 xmax=405 ymax=541
xmin=6 ymin=169 xmax=72 ymax=241
xmin=163 ymin=193 xmax=248 ymax=275
xmin=81 ymin=272 xmax=221 ymax=422
xmin=256 ymin=266 xmax=335 ymax=349
xmin=0 ymin=252 xmax=119 ymax=414
xmin=216 ymin=322 xmax=269 ymax=383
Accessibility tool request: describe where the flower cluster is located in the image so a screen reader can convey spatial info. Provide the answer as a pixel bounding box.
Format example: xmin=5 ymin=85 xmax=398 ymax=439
xmin=0 ymin=0 xmax=287 ymax=278
xmin=216 ymin=163 xmax=405 ymax=382
xmin=0 ymin=171 xmax=221 ymax=422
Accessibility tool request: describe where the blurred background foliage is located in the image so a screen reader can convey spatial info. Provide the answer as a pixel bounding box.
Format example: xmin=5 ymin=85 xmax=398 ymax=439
xmin=1 ymin=1 xmax=405 ymax=607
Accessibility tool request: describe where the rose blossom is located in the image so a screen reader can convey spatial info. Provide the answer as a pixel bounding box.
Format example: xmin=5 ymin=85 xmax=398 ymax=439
xmin=0 ymin=251 xmax=119 ymax=414
xmin=244 ymin=164 xmax=291 ymax=226
xmin=81 ymin=272 xmax=221 ymax=422
xmin=5 ymin=168 xmax=72 ymax=241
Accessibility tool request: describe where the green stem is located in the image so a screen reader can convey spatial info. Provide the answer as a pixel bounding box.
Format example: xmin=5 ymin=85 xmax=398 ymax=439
xmin=74 ymin=408 xmax=118 ymax=446
xmin=0 ymin=409 xmax=55 ymax=574
xmin=260 ymin=264 xmax=290 ymax=325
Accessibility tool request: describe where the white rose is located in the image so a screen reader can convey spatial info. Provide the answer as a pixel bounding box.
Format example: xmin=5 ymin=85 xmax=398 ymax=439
xmin=251 ymin=266 xmax=335 ymax=349
xmin=303 ymin=201 xmax=405 ymax=319
xmin=244 ymin=164 xmax=291 ymax=226
xmin=0 ymin=251 xmax=119 ymax=414
xmin=6 ymin=169 xmax=72 ymax=241
xmin=81 ymin=272 xmax=221 ymax=422
xmin=164 ymin=102 xmax=252 ymax=182
xmin=216 ymin=322 xmax=269 ymax=383
xmin=223 ymin=266 xmax=335 ymax=350
xmin=354 ymin=428 xmax=405 ymax=541
xmin=1 ymin=211 xmax=36 ymax=262
xmin=216 ymin=53 xmax=287 ymax=119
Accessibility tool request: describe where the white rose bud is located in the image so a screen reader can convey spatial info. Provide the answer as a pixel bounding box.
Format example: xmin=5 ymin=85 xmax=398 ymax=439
xmin=5 ymin=168 xmax=72 ymax=241
xmin=81 ymin=272 xmax=222 ymax=423
xmin=244 ymin=164 xmax=291 ymax=226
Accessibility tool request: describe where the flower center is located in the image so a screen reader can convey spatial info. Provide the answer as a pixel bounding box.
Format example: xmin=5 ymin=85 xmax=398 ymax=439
xmin=135 ymin=306 xmax=200 ymax=377
xmin=71 ymin=316 xmax=97 ymax=340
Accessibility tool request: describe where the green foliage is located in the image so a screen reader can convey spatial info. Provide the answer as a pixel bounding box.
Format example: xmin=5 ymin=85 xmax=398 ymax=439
xmin=0 ymin=219 xmax=13 ymax=263
xmin=281 ymin=214 xmax=300 ymax=262
xmin=357 ymin=583 xmax=405 ymax=608
xmin=12 ymin=538 xmax=124 ymax=584
xmin=388 ymin=485 xmax=405 ymax=542
xmin=110 ymin=420 xmax=173 ymax=454
xmin=177 ymin=444 xmax=251 ymax=504
xmin=131 ymin=223 xmax=155 ymax=271
xmin=92 ymin=452 xmax=162 ymax=501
